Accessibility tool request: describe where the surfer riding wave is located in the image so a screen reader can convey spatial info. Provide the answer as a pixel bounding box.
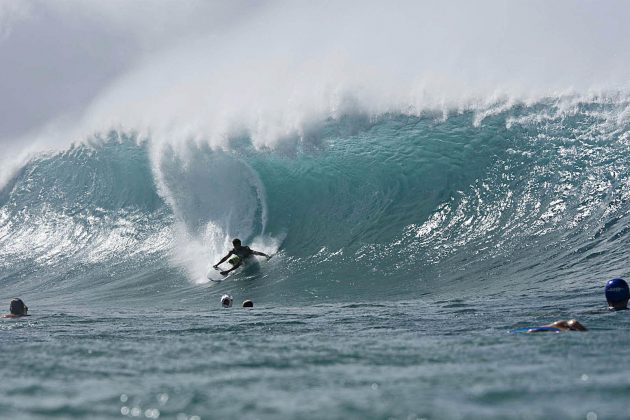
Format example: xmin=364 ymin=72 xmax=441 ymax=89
xmin=213 ymin=238 xmax=271 ymax=276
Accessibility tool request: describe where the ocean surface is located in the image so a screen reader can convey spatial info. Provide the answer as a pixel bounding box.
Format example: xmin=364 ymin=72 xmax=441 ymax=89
xmin=2 ymin=97 xmax=630 ymax=419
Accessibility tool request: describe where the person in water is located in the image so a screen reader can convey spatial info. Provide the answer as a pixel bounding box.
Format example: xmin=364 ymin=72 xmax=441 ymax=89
xmin=2 ymin=298 xmax=29 ymax=318
xmin=540 ymin=319 xmax=587 ymax=332
xmin=512 ymin=319 xmax=587 ymax=333
xmin=213 ymin=238 xmax=271 ymax=276
xmin=605 ymin=278 xmax=629 ymax=311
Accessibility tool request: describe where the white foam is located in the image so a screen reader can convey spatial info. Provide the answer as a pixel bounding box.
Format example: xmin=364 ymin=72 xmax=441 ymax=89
xmin=2 ymin=1 xmax=630 ymax=159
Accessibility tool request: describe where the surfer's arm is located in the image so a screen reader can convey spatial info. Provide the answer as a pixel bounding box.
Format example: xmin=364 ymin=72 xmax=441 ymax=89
xmin=214 ymin=251 xmax=233 ymax=268
xmin=252 ymin=250 xmax=271 ymax=259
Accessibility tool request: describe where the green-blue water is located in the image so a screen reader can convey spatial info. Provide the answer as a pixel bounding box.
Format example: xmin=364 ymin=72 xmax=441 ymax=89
xmin=2 ymin=296 xmax=629 ymax=419
xmin=2 ymin=98 xmax=630 ymax=419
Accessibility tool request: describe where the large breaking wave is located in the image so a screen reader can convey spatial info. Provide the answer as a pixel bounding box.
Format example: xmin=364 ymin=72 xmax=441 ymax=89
xmin=2 ymin=95 xmax=630 ymax=305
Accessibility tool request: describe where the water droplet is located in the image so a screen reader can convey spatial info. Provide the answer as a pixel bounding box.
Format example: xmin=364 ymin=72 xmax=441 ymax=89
xmin=121 ymin=406 xmax=130 ymax=415
xmin=145 ymin=408 xmax=160 ymax=418
xmin=581 ymin=374 xmax=589 ymax=381
xmin=371 ymin=383 xmax=379 ymax=390
xmin=158 ymin=393 xmax=169 ymax=405
xmin=121 ymin=394 xmax=129 ymax=403
xmin=586 ymin=411 xmax=597 ymax=420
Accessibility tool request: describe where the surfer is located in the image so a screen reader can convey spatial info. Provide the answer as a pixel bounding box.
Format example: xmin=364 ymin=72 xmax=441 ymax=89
xmin=605 ymin=278 xmax=629 ymax=311
xmin=213 ymin=238 xmax=271 ymax=276
xmin=2 ymin=298 xmax=29 ymax=318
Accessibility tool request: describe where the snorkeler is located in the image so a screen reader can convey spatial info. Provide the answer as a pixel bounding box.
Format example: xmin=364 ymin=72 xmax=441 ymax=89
xmin=213 ymin=238 xmax=271 ymax=276
xmin=605 ymin=278 xmax=629 ymax=311
xmin=2 ymin=298 xmax=29 ymax=318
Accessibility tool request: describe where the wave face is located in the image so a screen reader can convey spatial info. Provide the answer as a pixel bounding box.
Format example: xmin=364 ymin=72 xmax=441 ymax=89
xmin=2 ymin=97 xmax=630 ymax=304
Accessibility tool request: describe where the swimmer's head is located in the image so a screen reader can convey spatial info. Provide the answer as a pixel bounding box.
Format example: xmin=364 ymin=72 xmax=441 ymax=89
xmin=221 ymin=294 xmax=233 ymax=308
xmin=232 ymin=238 xmax=242 ymax=247
xmin=9 ymin=298 xmax=28 ymax=316
xmin=605 ymin=278 xmax=629 ymax=310
xmin=242 ymin=299 xmax=253 ymax=308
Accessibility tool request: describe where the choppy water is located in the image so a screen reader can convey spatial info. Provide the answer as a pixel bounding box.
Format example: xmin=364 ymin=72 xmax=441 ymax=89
xmin=2 ymin=97 xmax=630 ymax=419
xmin=2 ymin=295 xmax=629 ymax=420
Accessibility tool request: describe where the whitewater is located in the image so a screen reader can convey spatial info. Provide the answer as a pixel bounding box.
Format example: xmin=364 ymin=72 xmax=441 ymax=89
xmin=1 ymin=1 xmax=630 ymax=419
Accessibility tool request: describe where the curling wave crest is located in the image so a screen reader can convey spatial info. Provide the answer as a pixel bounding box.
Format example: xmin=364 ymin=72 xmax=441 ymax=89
xmin=2 ymin=96 xmax=630 ymax=304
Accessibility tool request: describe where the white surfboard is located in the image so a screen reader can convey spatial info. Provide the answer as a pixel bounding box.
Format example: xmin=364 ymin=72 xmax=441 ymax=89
xmin=206 ymin=267 xmax=229 ymax=282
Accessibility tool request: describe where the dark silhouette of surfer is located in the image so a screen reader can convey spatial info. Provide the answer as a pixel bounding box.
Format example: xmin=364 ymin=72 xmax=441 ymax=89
xmin=213 ymin=238 xmax=271 ymax=276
